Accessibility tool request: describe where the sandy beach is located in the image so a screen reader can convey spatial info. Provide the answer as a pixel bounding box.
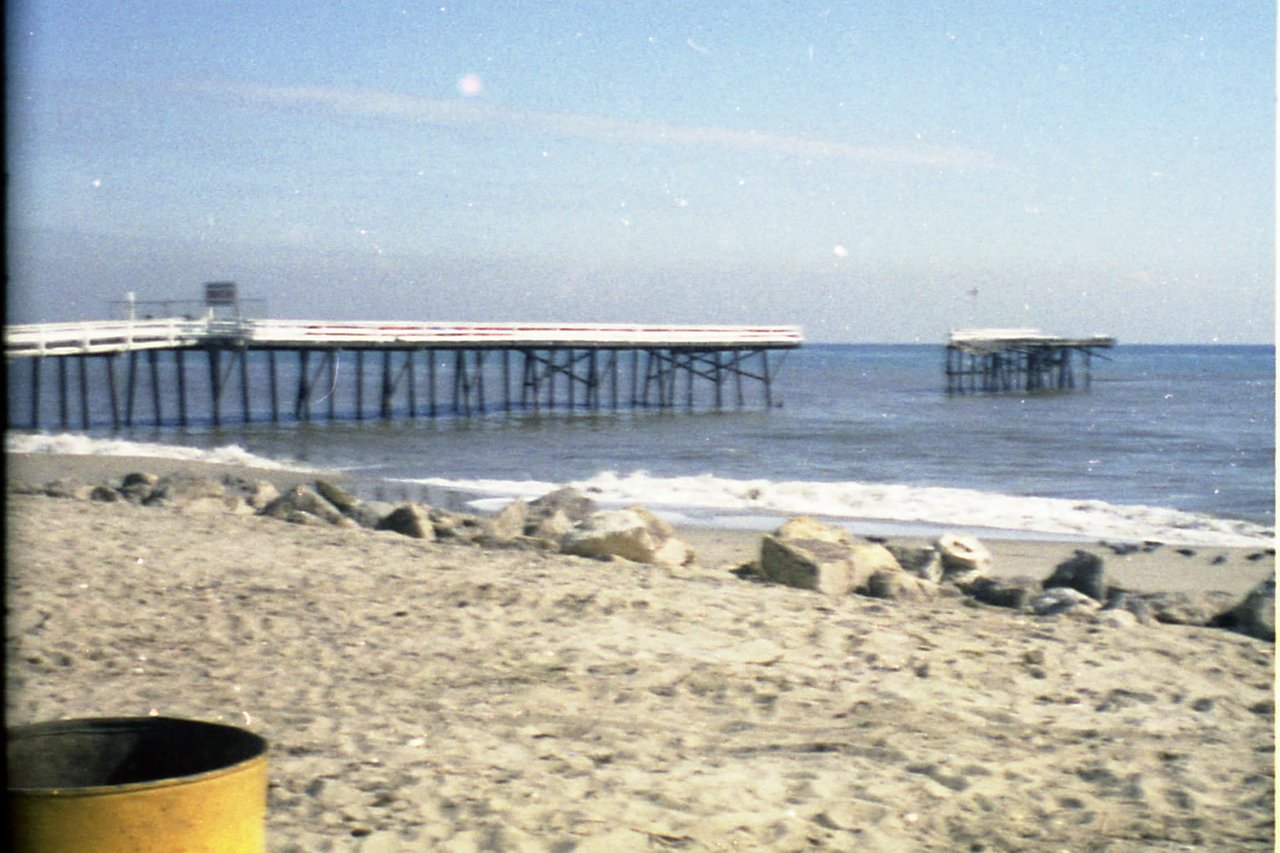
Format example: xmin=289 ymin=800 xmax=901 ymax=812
xmin=5 ymin=453 xmax=1275 ymax=851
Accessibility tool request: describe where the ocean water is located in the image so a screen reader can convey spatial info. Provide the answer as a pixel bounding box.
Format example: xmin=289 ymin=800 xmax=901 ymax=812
xmin=6 ymin=344 xmax=1274 ymax=546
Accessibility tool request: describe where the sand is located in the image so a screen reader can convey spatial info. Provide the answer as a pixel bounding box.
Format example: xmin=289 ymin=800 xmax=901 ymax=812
xmin=5 ymin=453 xmax=1275 ymax=851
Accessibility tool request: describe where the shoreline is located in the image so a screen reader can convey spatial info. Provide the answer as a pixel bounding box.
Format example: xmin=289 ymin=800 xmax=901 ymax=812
xmin=6 ymin=450 xmax=1273 ymax=595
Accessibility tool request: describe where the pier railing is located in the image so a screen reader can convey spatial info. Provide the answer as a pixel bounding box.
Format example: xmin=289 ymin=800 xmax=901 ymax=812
xmin=4 ymin=318 xmax=211 ymax=357
xmin=5 ymin=317 xmax=803 ymax=429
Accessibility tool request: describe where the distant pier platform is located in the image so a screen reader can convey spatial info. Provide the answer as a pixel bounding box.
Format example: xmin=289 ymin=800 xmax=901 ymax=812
xmin=945 ymin=328 xmax=1115 ymax=393
xmin=5 ymin=316 xmax=803 ymax=430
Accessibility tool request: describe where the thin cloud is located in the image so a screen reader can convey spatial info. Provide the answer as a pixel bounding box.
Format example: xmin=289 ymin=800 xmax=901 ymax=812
xmin=198 ymin=81 xmax=1000 ymax=170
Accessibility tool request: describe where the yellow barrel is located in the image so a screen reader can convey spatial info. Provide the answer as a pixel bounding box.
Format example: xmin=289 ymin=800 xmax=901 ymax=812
xmin=7 ymin=716 xmax=268 ymax=853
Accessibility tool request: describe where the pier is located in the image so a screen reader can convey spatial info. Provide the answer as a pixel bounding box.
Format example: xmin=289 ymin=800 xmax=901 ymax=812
xmin=944 ymin=328 xmax=1114 ymax=394
xmin=5 ymin=310 xmax=803 ymax=430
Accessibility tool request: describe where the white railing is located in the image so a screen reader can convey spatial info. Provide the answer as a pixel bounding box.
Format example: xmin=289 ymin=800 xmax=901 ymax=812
xmin=4 ymin=318 xmax=211 ymax=357
xmin=5 ymin=318 xmax=803 ymax=357
xmin=243 ymin=320 xmax=804 ymax=348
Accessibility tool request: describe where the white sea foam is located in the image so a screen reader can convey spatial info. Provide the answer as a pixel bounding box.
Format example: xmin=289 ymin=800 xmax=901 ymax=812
xmin=401 ymin=470 xmax=1274 ymax=548
xmin=5 ymin=432 xmax=315 ymax=473
xmin=9 ymin=432 xmax=1270 ymax=548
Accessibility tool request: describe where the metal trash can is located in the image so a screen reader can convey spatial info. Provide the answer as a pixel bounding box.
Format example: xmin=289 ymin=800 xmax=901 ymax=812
xmin=7 ymin=716 xmax=268 ymax=853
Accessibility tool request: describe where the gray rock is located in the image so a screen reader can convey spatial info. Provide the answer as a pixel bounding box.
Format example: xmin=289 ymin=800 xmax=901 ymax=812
xmin=865 ymin=569 xmax=936 ymax=601
xmin=1211 ymin=574 xmax=1275 ymax=641
xmin=1032 ymin=587 xmax=1101 ymax=617
xmin=143 ymin=473 xmax=226 ymax=507
xmin=119 ymin=471 xmax=160 ymax=503
xmin=561 ymin=507 xmax=692 ymax=567
xmin=887 ymin=544 xmax=944 ymax=582
xmin=968 ymin=576 xmax=1042 ymax=610
xmin=90 ymin=484 xmax=122 ymax=502
xmin=528 ymin=486 xmax=597 ymax=527
xmin=1137 ymin=591 xmax=1239 ymax=626
xmin=1044 ymin=550 xmax=1108 ymax=602
xmin=259 ymin=485 xmax=346 ymax=525
xmin=1101 ymin=590 xmax=1157 ymax=626
xmin=313 ymin=479 xmax=361 ymax=513
xmin=43 ymin=479 xmax=94 ymax=500
xmin=375 ymin=504 xmax=437 ymax=540
xmin=429 ymin=508 xmax=486 ymax=543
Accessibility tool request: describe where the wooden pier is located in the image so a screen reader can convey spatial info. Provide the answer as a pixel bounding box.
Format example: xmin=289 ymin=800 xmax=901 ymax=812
xmin=945 ymin=328 xmax=1114 ymax=394
xmin=5 ymin=317 xmax=803 ymax=430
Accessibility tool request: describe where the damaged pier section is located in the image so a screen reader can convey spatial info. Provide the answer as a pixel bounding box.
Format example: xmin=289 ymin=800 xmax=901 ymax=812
xmin=945 ymin=328 xmax=1115 ymax=394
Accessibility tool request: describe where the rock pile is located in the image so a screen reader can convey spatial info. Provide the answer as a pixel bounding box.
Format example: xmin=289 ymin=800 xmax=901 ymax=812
xmin=754 ymin=516 xmax=1274 ymax=641
xmin=11 ymin=472 xmax=1273 ymax=641
xmin=12 ymin=472 xmax=694 ymax=569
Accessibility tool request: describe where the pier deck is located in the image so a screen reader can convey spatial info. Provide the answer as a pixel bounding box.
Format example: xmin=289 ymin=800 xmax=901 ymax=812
xmin=5 ymin=317 xmax=803 ymax=429
xmin=945 ymin=328 xmax=1114 ymax=393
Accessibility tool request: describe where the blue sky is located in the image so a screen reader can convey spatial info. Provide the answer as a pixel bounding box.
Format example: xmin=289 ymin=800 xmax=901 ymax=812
xmin=7 ymin=1 xmax=1274 ymax=342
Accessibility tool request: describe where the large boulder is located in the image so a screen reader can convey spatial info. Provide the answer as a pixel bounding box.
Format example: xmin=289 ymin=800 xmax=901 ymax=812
xmin=759 ymin=536 xmax=860 ymax=595
xmin=1211 ymin=574 xmax=1275 ymax=641
xmin=1044 ymin=550 xmax=1108 ymax=602
xmin=561 ymin=507 xmax=693 ymax=567
xmin=143 ymin=473 xmax=236 ymax=513
xmin=528 ymin=487 xmax=597 ymax=532
xmin=261 ymin=484 xmax=348 ymax=525
xmin=119 ymin=471 xmax=160 ymax=503
xmin=376 ymin=504 xmax=437 ymax=540
xmin=968 ymin=576 xmax=1042 ymax=611
xmin=759 ymin=517 xmax=903 ymax=596
xmin=934 ymin=532 xmax=992 ymax=586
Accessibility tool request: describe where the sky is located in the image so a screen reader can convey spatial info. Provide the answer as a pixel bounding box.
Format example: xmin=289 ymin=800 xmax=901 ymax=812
xmin=6 ymin=2 xmax=1275 ymax=343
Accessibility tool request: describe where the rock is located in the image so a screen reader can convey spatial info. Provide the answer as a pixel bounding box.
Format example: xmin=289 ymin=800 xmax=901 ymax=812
xmin=758 ymin=517 xmax=901 ymax=596
xmin=1095 ymin=609 xmax=1140 ymax=629
xmin=865 ymin=569 xmax=935 ymax=601
xmin=1032 ymin=587 xmax=1102 ymax=617
xmin=242 ymin=480 xmax=281 ymax=512
xmin=968 ymin=576 xmax=1042 ymax=610
xmin=90 ymin=484 xmax=122 ymax=502
xmin=1137 ymin=591 xmax=1240 ymax=627
xmin=528 ymin=508 xmax=574 ymax=539
xmin=429 ymin=508 xmax=486 ymax=543
xmin=375 ymin=504 xmax=437 ymax=540
xmin=759 ymin=536 xmax=858 ymax=595
xmin=259 ymin=485 xmax=347 ymax=525
xmin=887 ymin=544 xmax=944 ymax=582
xmin=561 ymin=507 xmax=693 ymax=567
xmin=1044 ymin=550 xmax=1108 ymax=602
xmin=119 ymin=471 xmax=160 ymax=503
xmin=313 ymin=479 xmax=361 ymax=513
xmin=43 ymin=479 xmax=94 ymax=500
xmin=934 ymin=532 xmax=992 ymax=586
xmin=527 ymin=487 xmax=597 ymax=530
xmin=490 ymin=498 xmax=528 ymax=541
xmin=1211 ymin=574 xmax=1275 ymax=641
xmin=774 ymin=516 xmax=855 ymax=545
xmin=1101 ymin=591 xmax=1157 ymax=626
xmin=143 ymin=473 xmax=227 ymax=508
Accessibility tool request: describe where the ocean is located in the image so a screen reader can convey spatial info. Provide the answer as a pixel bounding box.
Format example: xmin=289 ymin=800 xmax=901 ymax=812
xmin=6 ymin=344 xmax=1274 ymax=547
